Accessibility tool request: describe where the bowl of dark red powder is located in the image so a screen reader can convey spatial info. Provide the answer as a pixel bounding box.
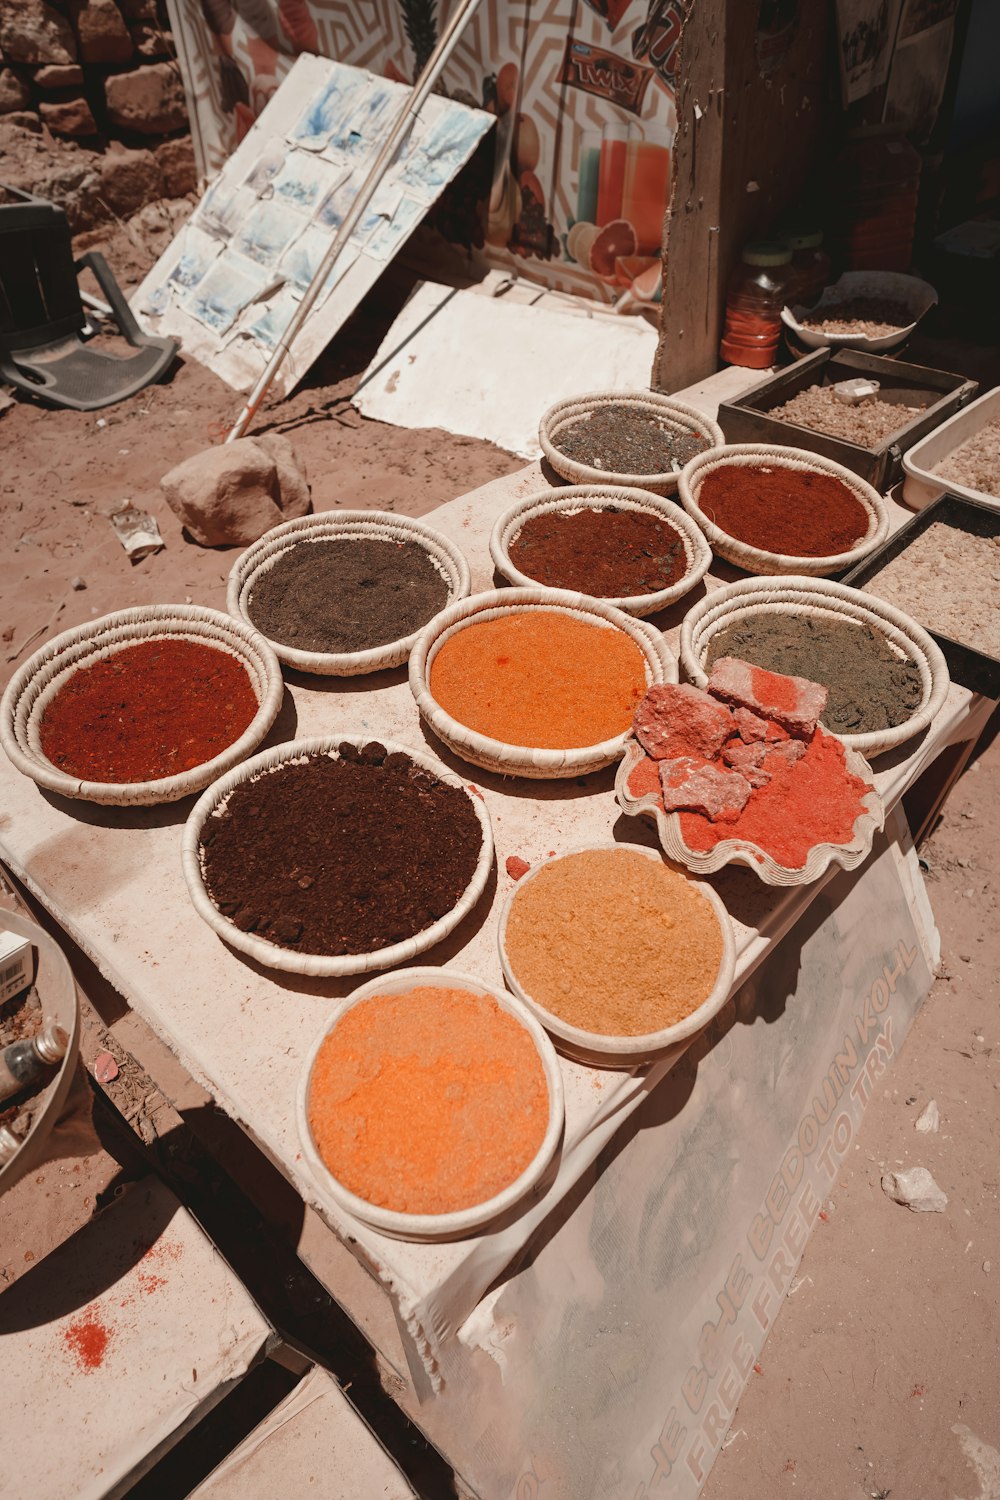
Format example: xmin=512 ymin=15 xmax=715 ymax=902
xmin=298 ymin=967 xmax=564 ymax=1240
xmin=409 ymin=588 xmax=676 ymax=779
xmin=539 ymin=391 xmax=723 ymax=495
xmin=489 ymin=485 xmax=713 ymax=616
xmin=679 ymin=444 xmax=889 ymax=576
xmin=679 ymin=576 xmax=950 ymax=757
xmin=227 ymin=511 xmax=471 ymax=675
xmin=1 ymin=606 xmax=284 ymax=805
xmin=183 ymin=737 xmax=493 ymax=975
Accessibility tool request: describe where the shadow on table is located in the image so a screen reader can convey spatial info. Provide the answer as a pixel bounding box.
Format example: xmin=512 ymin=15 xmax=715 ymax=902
xmin=0 ymin=1171 xmax=180 ymax=1332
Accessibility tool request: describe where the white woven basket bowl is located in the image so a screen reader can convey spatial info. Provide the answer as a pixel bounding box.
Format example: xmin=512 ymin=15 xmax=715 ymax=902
xmin=0 ymin=605 xmax=284 ymax=806
xmin=678 ymin=576 xmax=950 ymax=758
xmin=489 ymin=485 xmax=713 ymax=617
xmin=297 ymin=967 xmax=565 ymax=1241
xmin=615 ymin=737 xmax=885 ymax=888
xmin=409 ymin=588 xmax=677 ymax=779
xmin=497 ymin=843 xmax=736 ymax=1067
xmin=227 ymin=510 xmax=472 ymax=676
xmin=678 ymin=444 xmax=890 ymax=576
xmin=781 ymin=271 xmax=938 ymax=354
xmin=538 ymin=390 xmax=724 ymax=495
xmin=182 ymin=736 xmax=494 ymax=976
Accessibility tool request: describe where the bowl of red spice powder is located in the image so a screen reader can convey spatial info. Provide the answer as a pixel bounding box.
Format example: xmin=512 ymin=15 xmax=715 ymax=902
xmin=298 ymin=968 xmax=565 ymax=1240
xmin=539 ymin=390 xmax=723 ymax=494
xmin=409 ymin=588 xmax=676 ymax=779
xmin=489 ymin=485 xmax=713 ymax=617
xmin=498 ymin=845 xmax=736 ymax=1066
xmin=678 ymin=444 xmax=889 ymax=576
xmin=0 ymin=606 xmax=284 ymax=805
xmin=227 ymin=511 xmax=472 ymax=676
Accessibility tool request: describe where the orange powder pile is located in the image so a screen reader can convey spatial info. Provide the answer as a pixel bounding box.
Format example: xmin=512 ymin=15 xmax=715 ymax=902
xmin=676 ymin=728 xmax=870 ymax=868
xmin=504 ymin=849 xmax=724 ymax=1037
xmin=429 ymin=611 xmax=648 ymax=749
xmin=307 ymin=986 xmax=550 ymax=1215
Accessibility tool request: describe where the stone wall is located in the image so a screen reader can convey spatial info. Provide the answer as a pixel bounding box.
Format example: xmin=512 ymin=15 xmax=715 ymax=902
xmin=0 ymin=0 xmax=197 ymax=230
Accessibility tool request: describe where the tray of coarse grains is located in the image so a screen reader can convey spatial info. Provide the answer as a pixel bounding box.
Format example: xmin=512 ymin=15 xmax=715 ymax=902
xmin=901 ymin=385 xmax=1000 ymax=511
xmin=182 ymin=737 xmax=494 ymax=976
xmin=716 ymin=348 xmax=977 ymax=491
xmin=843 ymin=493 xmax=1000 ymax=697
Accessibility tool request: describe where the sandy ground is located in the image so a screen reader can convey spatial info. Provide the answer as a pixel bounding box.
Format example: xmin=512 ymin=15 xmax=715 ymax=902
xmin=704 ymin=734 xmax=1000 ymax=1500
xmin=1 ymin=202 xmax=999 ymax=1496
xmin=1 ymin=202 xmax=520 ymax=675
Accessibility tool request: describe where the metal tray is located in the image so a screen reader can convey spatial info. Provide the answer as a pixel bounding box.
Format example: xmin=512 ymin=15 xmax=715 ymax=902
xmin=842 ymin=492 xmax=1000 ymax=698
xmin=718 ymin=348 xmax=978 ymax=491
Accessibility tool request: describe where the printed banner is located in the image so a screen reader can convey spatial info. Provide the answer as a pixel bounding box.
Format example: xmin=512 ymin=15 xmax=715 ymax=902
xmin=166 ymin=0 xmax=679 ymax=303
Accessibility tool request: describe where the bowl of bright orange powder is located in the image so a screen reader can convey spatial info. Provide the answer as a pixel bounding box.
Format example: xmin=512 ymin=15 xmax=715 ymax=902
xmin=299 ymin=968 xmax=565 ymax=1241
xmin=499 ymin=845 xmax=736 ymax=1066
xmin=409 ymin=588 xmax=676 ymax=778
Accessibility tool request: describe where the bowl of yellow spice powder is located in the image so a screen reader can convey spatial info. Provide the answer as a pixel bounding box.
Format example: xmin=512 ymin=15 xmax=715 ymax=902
xmin=499 ymin=845 xmax=736 ymax=1066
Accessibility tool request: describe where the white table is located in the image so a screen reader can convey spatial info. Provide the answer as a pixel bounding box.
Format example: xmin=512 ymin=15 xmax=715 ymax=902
xmin=1 ymin=374 xmax=989 ymax=1498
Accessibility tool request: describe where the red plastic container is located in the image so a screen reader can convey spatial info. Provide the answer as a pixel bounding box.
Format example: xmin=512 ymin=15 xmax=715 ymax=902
xmin=719 ymin=242 xmax=792 ymax=369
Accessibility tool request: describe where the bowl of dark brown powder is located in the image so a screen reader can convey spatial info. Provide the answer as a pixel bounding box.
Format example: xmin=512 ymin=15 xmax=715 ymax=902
xmin=227 ymin=512 xmax=472 ymax=676
xmin=182 ymin=736 xmax=494 ymax=976
xmin=539 ymin=391 xmax=723 ymax=495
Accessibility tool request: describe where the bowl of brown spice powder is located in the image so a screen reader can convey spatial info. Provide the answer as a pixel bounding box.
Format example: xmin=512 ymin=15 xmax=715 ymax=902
xmin=498 ymin=845 xmax=736 ymax=1066
xmin=298 ymin=968 xmax=565 ymax=1240
xmin=489 ymin=485 xmax=713 ymax=617
xmin=183 ymin=736 xmax=493 ymax=976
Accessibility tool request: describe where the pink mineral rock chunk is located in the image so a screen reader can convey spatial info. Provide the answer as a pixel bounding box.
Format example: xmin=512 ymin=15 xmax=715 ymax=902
xmin=633 ymin=683 xmax=734 ymax=761
xmin=763 ymin=738 xmax=807 ymax=772
xmin=708 ymin=656 xmax=827 ymax=737
xmin=734 ymin=706 xmax=787 ymax=744
xmin=722 ymin=738 xmax=772 ymax=788
xmin=659 ymin=758 xmax=753 ymax=822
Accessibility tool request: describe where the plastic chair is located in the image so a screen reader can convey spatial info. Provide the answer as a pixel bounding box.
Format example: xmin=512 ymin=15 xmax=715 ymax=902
xmin=0 ymin=184 xmax=178 ymax=411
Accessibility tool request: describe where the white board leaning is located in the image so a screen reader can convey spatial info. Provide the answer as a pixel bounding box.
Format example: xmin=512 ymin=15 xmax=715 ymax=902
xmin=132 ymin=52 xmax=493 ymax=398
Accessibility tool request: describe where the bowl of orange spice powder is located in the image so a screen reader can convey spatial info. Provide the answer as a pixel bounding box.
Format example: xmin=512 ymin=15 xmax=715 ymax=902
xmin=409 ymin=588 xmax=676 ymax=779
xmin=499 ymin=845 xmax=736 ymax=1066
xmin=298 ymin=968 xmax=565 ymax=1241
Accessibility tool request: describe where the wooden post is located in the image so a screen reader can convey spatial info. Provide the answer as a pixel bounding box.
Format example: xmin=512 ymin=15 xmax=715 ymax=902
xmin=653 ymin=0 xmax=830 ymax=393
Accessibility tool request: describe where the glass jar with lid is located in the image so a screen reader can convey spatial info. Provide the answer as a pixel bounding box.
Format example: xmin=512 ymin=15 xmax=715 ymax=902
xmin=719 ymin=241 xmax=792 ymax=369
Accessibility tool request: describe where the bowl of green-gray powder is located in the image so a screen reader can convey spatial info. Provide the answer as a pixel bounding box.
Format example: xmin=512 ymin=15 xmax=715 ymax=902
xmin=679 ymin=575 xmax=949 ymax=757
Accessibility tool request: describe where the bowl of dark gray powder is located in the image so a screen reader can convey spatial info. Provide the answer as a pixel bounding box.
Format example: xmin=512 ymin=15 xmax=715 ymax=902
xmin=227 ymin=511 xmax=472 ymax=676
